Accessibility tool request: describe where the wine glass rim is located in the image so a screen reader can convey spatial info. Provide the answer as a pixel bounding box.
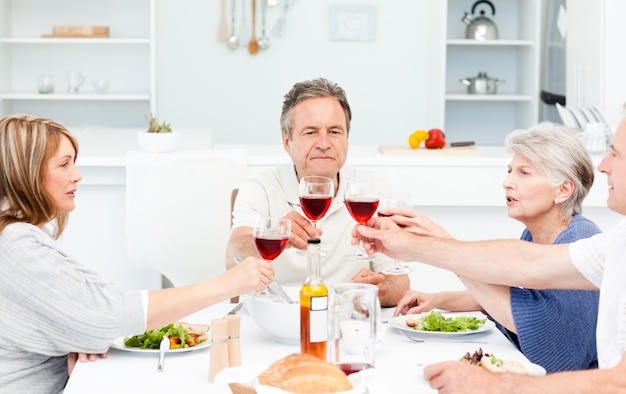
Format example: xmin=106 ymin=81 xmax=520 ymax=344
xmin=379 ymin=192 xmax=411 ymax=198
xmin=300 ymin=175 xmax=334 ymax=183
xmin=255 ymin=215 xmax=291 ymax=222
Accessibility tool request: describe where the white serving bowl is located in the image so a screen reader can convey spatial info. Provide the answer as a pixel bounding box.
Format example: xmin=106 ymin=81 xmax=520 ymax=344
xmin=246 ymin=286 xmax=300 ymax=344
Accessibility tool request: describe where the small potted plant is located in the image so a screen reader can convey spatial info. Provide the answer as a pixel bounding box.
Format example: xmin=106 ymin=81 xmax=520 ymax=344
xmin=137 ymin=113 xmax=179 ymax=153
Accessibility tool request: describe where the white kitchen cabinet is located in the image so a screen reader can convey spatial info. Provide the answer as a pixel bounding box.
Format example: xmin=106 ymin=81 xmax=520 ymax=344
xmin=566 ymin=0 xmax=626 ymax=128
xmin=0 ymin=0 xmax=155 ymax=128
xmin=444 ymin=0 xmax=542 ymax=145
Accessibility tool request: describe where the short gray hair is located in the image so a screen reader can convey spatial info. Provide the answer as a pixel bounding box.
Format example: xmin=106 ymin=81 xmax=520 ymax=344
xmin=280 ymin=78 xmax=352 ymax=139
xmin=505 ymin=125 xmax=594 ymax=218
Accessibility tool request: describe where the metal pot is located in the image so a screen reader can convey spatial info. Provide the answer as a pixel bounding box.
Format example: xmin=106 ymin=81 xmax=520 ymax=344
xmin=462 ymin=0 xmax=498 ymax=40
xmin=460 ymin=71 xmax=504 ymax=95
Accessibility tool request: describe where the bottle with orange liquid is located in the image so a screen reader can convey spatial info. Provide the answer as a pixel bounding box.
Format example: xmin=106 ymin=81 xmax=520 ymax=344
xmin=300 ymin=238 xmax=328 ymax=360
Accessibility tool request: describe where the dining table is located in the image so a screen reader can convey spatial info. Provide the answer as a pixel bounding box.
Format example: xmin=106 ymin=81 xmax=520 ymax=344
xmin=64 ymin=301 xmax=540 ymax=394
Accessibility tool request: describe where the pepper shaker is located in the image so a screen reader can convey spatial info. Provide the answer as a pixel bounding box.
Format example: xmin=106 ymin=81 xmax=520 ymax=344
xmin=208 ymin=318 xmax=229 ymax=382
xmin=225 ymin=314 xmax=242 ymax=367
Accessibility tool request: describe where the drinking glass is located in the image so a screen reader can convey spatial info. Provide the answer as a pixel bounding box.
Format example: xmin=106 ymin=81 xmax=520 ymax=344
xmin=344 ymin=178 xmax=379 ymax=261
xmin=37 ymin=74 xmax=54 ymax=94
xmin=299 ymin=176 xmax=334 ymax=228
xmin=329 ymin=283 xmax=379 ymax=375
xmin=378 ymin=193 xmax=412 ymax=275
xmin=253 ymin=216 xmax=291 ymax=298
xmin=65 ymin=72 xmax=85 ymax=93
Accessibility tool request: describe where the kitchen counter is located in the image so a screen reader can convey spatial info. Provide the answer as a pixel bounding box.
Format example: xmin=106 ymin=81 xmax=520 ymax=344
xmin=73 ymin=128 xmax=609 ymax=207
xmin=64 ymin=128 xmax=619 ymax=292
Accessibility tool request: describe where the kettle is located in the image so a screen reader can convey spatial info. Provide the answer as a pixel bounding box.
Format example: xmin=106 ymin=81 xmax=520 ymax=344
xmin=462 ymin=0 xmax=498 ymax=40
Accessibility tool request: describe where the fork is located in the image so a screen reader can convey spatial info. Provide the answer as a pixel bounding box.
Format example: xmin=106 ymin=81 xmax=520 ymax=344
xmin=403 ymin=334 xmax=487 ymax=344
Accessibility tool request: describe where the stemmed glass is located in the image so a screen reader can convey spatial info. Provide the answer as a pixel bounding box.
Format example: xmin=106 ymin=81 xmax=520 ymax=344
xmin=378 ymin=193 xmax=412 ymax=275
xmin=253 ymin=216 xmax=291 ymax=298
xmin=344 ymin=178 xmax=379 ymax=261
xmin=299 ymin=176 xmax=334 ymax=228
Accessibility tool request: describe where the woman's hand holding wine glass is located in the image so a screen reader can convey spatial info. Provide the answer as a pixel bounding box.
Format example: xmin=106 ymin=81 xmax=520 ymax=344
xmin=253 ymin=216 xmax=291 ymax=299
xmin=344 ymin=178 xmax=379 ymax=261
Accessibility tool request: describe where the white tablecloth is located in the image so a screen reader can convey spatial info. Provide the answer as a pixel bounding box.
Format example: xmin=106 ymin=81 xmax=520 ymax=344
xmin=64 ymin=302 xmax=535 ymax=394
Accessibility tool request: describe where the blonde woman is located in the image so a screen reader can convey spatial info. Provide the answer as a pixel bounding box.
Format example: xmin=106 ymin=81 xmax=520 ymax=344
xmin=0 ymin=115 xmax=274 ymax=392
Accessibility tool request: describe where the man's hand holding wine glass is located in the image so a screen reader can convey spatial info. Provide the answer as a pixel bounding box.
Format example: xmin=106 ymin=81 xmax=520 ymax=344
xmin=280 ymin=210 xmax=322 ymax=250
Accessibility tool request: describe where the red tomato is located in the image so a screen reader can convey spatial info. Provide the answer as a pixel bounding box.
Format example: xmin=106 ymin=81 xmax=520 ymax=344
xmin=186 ymin=333 xmax=198 ymax=346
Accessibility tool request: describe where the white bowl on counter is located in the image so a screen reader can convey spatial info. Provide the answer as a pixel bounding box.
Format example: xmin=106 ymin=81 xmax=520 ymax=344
xmin=245 ymin=286 xmax=300 ymax=345
xmin=136 ymin=130 xmax=179 ymax=153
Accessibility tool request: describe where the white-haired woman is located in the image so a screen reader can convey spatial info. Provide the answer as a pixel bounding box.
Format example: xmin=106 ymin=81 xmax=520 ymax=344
xmin=392 ymin=125 xmax=600 ymax=373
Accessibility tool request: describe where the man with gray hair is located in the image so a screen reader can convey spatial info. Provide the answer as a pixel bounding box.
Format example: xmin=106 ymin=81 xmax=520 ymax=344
xmin=226 ymin=77 xmax=409 ymax=307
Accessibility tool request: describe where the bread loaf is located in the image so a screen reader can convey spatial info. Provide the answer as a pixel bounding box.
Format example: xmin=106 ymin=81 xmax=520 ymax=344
xmin=258 ymin=353 xmax=352 ymax=393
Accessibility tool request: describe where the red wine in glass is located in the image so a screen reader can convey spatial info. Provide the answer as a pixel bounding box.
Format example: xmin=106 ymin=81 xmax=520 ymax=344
xmin=254 ymin=236 xmax=289 ymax=261
xmin=345 ymin=198 xmax=379 ymax=224
xmin=300 ymin=196 xmax=332 ymax=221
xmin=336 ymin=362 xmax=373 ymax=375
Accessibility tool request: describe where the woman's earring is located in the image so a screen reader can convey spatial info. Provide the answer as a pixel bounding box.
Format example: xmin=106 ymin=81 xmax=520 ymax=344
xmin=554 ymin=199 xmax=559 ymax=204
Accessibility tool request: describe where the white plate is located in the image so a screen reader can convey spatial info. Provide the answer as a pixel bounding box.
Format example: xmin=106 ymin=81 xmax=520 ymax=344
xmin=110 ymin=333 xmax=211 ymax=353
xmin=556 ymin=103 xmax=581 ymax=129
xmin=390 ymin=312 xmax=495 ymax=339
xmin=416 ymin=361 xmax=546 ymax=379
xmin=525 ymin=362 xmax=547 ymax=376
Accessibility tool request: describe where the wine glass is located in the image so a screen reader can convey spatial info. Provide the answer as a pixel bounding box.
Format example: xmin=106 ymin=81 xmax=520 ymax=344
xmin=253 ymin=216 xmax=291 ymax=261
xmin=299 ymin=176 xmax=334 ymax=228
xmin=378 ymin=192 xmax=412 ymax=275
xmin=344 ymin=178 xmax=379 ymax=261
xmin=253 ymin=216 xmax=291 ymax=298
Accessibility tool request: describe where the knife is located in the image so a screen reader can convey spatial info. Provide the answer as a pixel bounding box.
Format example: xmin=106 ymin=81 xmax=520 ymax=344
xmin=157 ymin=336 xmax=169 ymax=372
xmin=224 ymin=302 xmax=243 ymax=318
xmin=234 ymin=257 xmax=294 ymax=304
xmin=267 ymin=280 xmax=295 ymax=304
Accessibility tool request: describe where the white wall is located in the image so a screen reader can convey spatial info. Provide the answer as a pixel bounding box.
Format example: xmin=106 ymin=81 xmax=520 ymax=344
xmin=154 ymin=0 xmax=446 ymax=146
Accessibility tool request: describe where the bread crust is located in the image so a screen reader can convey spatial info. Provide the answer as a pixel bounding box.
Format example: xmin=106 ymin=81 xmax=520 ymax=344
xmin=178 ymin=321 xmax=210 ymax=334
xmin=258 ymin=353 xmax=352 ymax=393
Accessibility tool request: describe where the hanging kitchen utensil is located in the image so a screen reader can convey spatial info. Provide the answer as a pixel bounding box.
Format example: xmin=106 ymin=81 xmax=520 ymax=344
xmin=248 ymin=0 xmax=259 ymax=54
xmin=460 ymin=71 xmax=504 ymax=94
xmin=258 ymin=0 xmax=270 ymax=49
xmin=272 ymin=0 xmax=292 ymax=37
xmin=238 ymin=0 xmax=248 ymax=47
xmin=218 ymin=0 xmax=229 ymax=42
xmin=462 ymin=0 xmax=498 ymax=40
xmin=227 ymin=0 xmax=239 ymax=49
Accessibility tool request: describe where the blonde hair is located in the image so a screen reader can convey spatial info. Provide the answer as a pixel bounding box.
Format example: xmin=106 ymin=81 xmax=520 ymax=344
xmin=0 ymin=115 xmax=79 ymax=237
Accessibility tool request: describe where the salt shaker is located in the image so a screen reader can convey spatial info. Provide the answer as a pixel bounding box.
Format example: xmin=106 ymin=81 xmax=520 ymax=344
xmin=208 ymin=318 xmax=229 ymax=382
xmin=225 ymin=314 xmax=242 ymax=367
